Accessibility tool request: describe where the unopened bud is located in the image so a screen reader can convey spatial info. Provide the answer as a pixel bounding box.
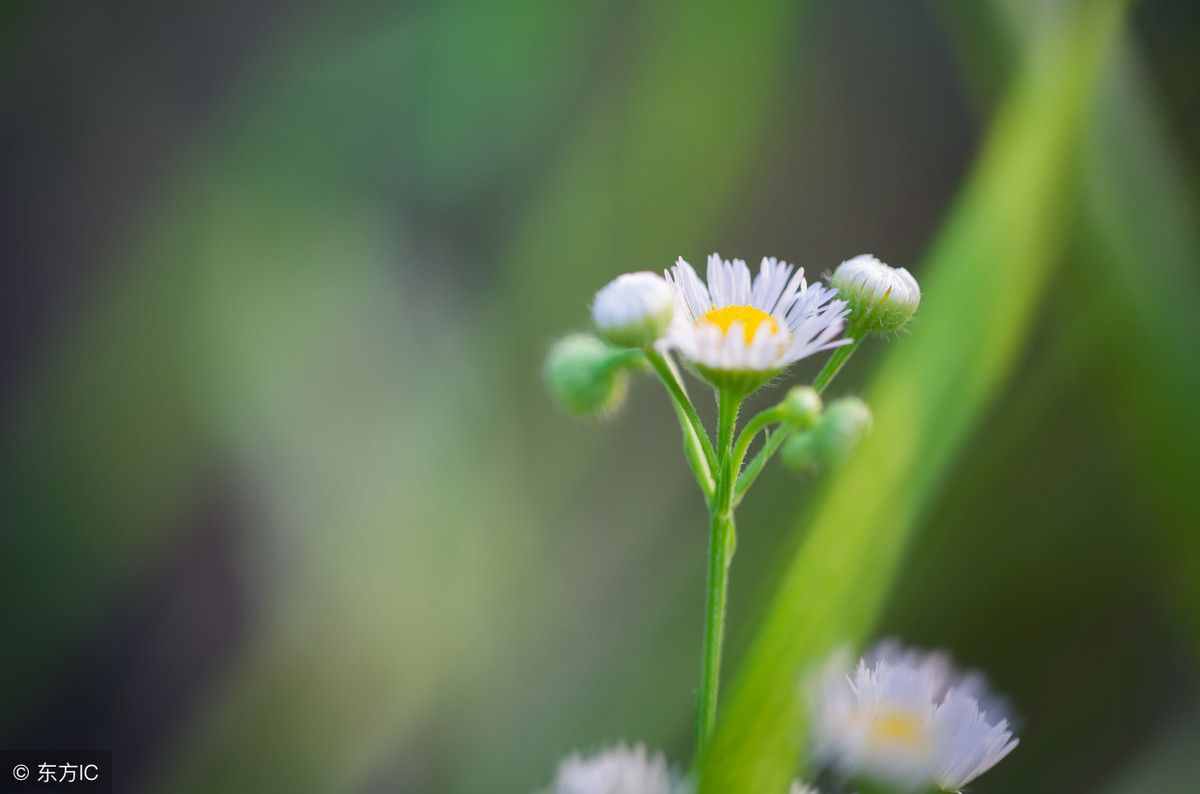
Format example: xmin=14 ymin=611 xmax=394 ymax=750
xmin=831 ymin=254 xmax=920 ymax=334
xmin=544 ymin=334 xmax=635 ymax=417
xmin=782 ymin=396 xmax=872 ymax=472
xmin=592 ymin=271 xmax=675 ymax=348
xmin=778 ymin=386 xmax=822 ymax=430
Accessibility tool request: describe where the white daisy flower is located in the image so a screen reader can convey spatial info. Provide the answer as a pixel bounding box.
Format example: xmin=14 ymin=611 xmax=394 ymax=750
xmin=789 ymin=782 xmax=823 ymax=794
xmin=592 ymin=271 xmax=676 ymax=348
xmin=831 ymin=254 xmax=921 ymax=333
xmin=544 ymin=743 xmax=690 ymax=794
xmin=664 ymin=254 xmax=850 ymax=395
xmin=810 ymin=644 xmax=1018 ymax=792
xmin=931 ymin=686 xmax=1021 ymax=792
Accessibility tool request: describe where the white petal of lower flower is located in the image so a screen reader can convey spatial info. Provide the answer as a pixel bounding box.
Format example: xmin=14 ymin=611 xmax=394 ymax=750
xmin=788 ymin=781 xmax=822 ymax=794
xmin=810 ymin=643 xmax=1018 ymax=792
xmin=663 ymin=254 xmax=850 ymax=388
xmin=545 ymin=744 xmax=689 ymax=794
xmin=932 ymin=689 xmax=1019 ymax=791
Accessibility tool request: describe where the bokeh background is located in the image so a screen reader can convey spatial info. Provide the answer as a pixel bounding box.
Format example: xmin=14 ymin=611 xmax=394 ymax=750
xmin=3 ymin=1 xmax=1198 ymax=792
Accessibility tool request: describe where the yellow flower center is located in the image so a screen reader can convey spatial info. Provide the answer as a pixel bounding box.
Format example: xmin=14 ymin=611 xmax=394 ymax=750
xmin=700 ymin=305 xmax=780 ymax=344
xmin=868 ymin=712 xmax=927 ymax=748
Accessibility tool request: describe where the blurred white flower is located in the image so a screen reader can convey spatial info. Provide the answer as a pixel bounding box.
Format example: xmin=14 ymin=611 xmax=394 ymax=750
xmin=931 ymin=685 xmax=1021 ymax=792
xmin=810 ymin=643 xmax=1018 ymax=792
xmin=664 ymin=254 xmax=849 ymax=393
xmin=789 ymin=781 xmax=823 ymax=794
xmin=544 ymin=743 xmax=689 ymax=794
xmin=592 ymin=272 xmax=676 ymax=348
xmin=831 ymin=254 xmax=921 ymax=334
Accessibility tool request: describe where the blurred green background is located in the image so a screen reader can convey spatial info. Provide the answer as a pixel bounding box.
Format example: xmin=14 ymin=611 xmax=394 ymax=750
xmin=3 ymin=1 xmax=1198 ymax=792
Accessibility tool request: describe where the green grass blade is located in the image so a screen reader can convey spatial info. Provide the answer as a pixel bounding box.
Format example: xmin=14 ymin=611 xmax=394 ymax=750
xmin=699 ymin=2 xmax=1127 ymax=790
xmin=943 ymin=0 xmax=1200 ymax=649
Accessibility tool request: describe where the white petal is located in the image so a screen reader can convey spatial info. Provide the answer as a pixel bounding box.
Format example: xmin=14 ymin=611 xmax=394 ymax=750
xmin=548 ymin=743 xmax=685 ymax=794
xmin=809 ymin=643 xmax=1019 ymax=793
xmin=706 ymin=253 xmax=728 ymax=306
xmin=667 ymin=257 xmax=711 ymax=321
xmin=752 ymin=257 xmax=797 ymax=315
xmin=731 ymin=258 xmax=752 ymax=305
xmin=592 ymin=272 xmax=674 ymax=332
xmin=775 ymin=267 xmax=809 ymax=318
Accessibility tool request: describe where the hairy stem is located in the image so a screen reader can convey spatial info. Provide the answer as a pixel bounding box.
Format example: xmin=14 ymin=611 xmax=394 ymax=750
xmin=812 ymin=338 xmax=864 ymax=394
xmin=730 ymin=406 xmax=783 ymax=480
xmin=732 ymin=340 xmax=868 ymax=502
xmin=696 ymin=389 xmax=740 ymax=752
xmin=733 ymin=427 xmax=791 ymax=505
xmin=646 ymin=349 xmax=717 ymax=500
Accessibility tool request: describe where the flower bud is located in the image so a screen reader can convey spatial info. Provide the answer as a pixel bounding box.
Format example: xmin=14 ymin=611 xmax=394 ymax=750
xmin=831 ymin=254 xmax=920 ymax=334
xmin=782 ymin=396 xmax=872 ymax=472
xmin=592 ymin=271 xmax=675 ymax=348
xmin=544 ymin=334 xmax=634 ymax=417
xmin=778 ymin=386 xmax=822 ymax=430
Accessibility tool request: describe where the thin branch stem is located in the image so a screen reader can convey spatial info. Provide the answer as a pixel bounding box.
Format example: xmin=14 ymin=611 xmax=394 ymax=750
xmin=646 ymin=349 xmax=716 ymax=500
xmin=730 ymin=406 xmax=783 ymax=481
xmin=599 ymin=347 xmax=648 ymax=374
xmin=733 ymin=426 xmax=791 ymax=506
xmin=733 ymin=339 xmax=866 ymax=503
xmin=812 ymin=338 xmax=864 ymax=394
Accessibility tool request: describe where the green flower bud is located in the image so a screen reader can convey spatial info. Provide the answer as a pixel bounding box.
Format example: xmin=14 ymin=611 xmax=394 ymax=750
xmin=782 ymin=396 xmax=872 ymax=472
xmin=831 ymin=254 xmax=920 ymax=334
xmin=592 ymin=271 xmax=675 ymax=348
xmin=777 ymin=386 xmax=822 ymax=430
xmin=544 ymin=334 xmax=635 ymax=417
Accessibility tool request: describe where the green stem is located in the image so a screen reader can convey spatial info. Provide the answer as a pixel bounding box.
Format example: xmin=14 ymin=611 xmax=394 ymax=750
xmin=695 ymin=339 xmax=864 ymax=751
xmin=600 ymin=348 xmax=647 ymax=373
xmin=646 ymin=350 xmax=717 ymax=500
xmin=812 ymin=337 xmax=864 ymax=394
xmin=733 ymin=339 xmax=865 ymax=503
xmin=730 ymin=406 xmax=782 ymax=479
xmin=696 ymin=389 xmax=740 ymax=752
xmin=733 ymin=427 xmax=791 ymax=505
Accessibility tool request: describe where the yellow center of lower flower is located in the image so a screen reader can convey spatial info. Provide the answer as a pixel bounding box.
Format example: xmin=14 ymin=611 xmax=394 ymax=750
xmin=700 ymin=305 xmax=779 ymax=344
xmin=868 ymin=712 xmax=927 ymax=748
